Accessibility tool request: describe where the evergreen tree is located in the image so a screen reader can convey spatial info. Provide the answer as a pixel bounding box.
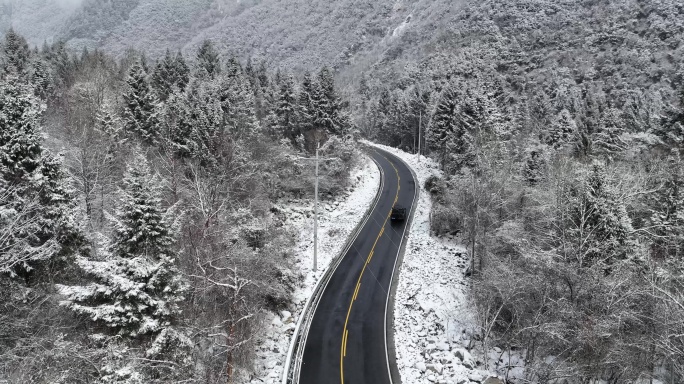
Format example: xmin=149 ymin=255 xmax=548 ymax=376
xmin=151 ymin=50 xmax=177 ymax=101
xmin=649 ymin=152 xmax=684 ymax=259
xmin=163 ymin=91 xmax=196 ymax=158
xmin=196 ymin=40 xmax=221 ymax=78
xmin=427 ymin=87 xmax=458 ymax=156
xmin=2 ymin=28 xmax=30 ymax=76
xmin=372 ymin=88 xmax=394 ymax=143
xmin=173 ymin=50 xmax=190 ymax=91
xmin=296 ymin=72 xmax=316 ymax=138
xmin=0 ymin=77 xmax=81 ymax=278
xmin=186 ymin=81 xmax=228 ymax=169
xmin=151 ymin=50 xmax=190 ymax=102
xmin=593 ymin=107 xmax=627 ymax=158
xmin=58 ymin=154 xmax=185 ymax=338
xmin=225 ymin=56 xmax=242 ymax=79
xmin=657 ymin=85 xmax=684 ymax=150
xmin=256 ymin=61 xmax=269 ymax=91
xmin=122 ymin=61 xmax=160 ymax=145
xmin=428 ymin=86 xmax=475 ymax=172
xmin=96 ymin=105 xmax=123 ymax=142
xmin=244 ymin=57 xmax=255 ymax=85
xmin=566 ymin=162 xmax=633 ymax=267
xmin=543 ymin=109 xmax=577 ymax=149
xmin=44 ymin=40 xmax=74 ymax=89
xmin=31 ymin=59 xmax=53 ymax=99
xmin=217 ymin=69 xmax=259 ymax=137
xmin=315 ymin=66 xmax=349 ymax=136
xmin=523 ymin=149 xmax=546 ymax=185
xmin=272 ymin=74 xmax=298 ymax=140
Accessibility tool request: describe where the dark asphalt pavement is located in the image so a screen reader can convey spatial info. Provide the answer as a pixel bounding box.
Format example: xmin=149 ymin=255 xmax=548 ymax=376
xmin=300 ymin=147 xmax=417 ymax=384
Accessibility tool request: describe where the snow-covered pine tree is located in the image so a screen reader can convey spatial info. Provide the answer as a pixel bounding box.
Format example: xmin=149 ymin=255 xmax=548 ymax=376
xmin=225 ymin=57 xmax=242 ymax=79
xmin=428 ymin=85 xmax=475 ymax=172
xmin=372 ymin=88 xmax=394 ymax=143
xmin=196 ymin=40 xmax=221 ymax=78
xmin=543 ymin=109 xmax=577 ymax=149
xmin=163 ymin=91 xmax=196 ymax=158
xmin=649 ymin=152 xmax=684 ymax=259
xmin=657 ymin=84 xmax=684 ymax=150
xmin=152 ymin=50 xmax=190 ymax=102
xmin=97 ymin=105 xmax=123 ymax=142
xmin=44 ymin=40 xmax=75 ymax=89
xmin=151 ymin=50 xmax=177 ymax=101
xmin=0 ymin=76 xmax=82 ymax=278
xmin=58 ymin=153 xmax=185 ymax=338
xmin=186 ymin=81 xmax=228 ymax=169
xmin=566 ymin=162 xmax=633 ymax=267
xmin=173 ymin=50 xmax=190 ymax=91
xmin=427 ymin=86 xmax=456 ymax=160
xmin=244 ymin=57 xmax=256 ymax=86
xmin=2 ymin=28 xmax=30 ymax=76
xmin=272 ymin=74 xmax=297 ymax=140
xmin=296 ymin=72 xmax=316 ymax=149
xmin=121 ymin=60 xmax=160 ymax=145
xmin=523 ymin=148 xmax=546 ymax=186
xmin=30 ymin=59 xmax=54 ymax=100
xmin=593 ymin=107 xmax=627 ymax=159
xmin=217 ymin=68 xmax=259 ymax=138
xmin=315 ymin=66 xmax=337 ymax=134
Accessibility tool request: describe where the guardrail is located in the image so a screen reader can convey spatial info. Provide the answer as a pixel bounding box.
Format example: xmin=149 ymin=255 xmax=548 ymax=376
xmin=281 ymin=146 xmax=385 ymax=384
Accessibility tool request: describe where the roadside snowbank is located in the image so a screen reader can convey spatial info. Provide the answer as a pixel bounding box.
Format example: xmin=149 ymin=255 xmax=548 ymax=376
xmin=250 ymin=152 xmax=381 ymax=384
xmin=364 ymin=141 xmax=507 ymax=384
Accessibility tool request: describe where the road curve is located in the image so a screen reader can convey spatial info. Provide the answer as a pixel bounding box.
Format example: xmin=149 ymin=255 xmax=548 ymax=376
xmin=300 ymin=147 xmax=417 ymax=384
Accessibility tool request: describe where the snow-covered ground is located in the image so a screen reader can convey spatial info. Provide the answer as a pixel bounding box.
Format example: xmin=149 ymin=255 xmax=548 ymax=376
xmin=364 ymin=141 xmax=511 ymax=384
xmin=250 ymin=152 xmax=381 ymax=384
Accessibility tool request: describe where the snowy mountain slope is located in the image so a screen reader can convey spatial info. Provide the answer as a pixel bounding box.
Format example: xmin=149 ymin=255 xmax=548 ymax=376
xmin=0 ymin=0 xmax=76 ymax=45
xmin=1 ymin=0 xmax=466 ymax=72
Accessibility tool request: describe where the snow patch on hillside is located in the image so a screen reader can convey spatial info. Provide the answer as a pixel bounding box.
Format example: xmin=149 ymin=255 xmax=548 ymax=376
xmin=363 ymin=141 xmax=509 ymax=384
xmin=250 ymin=152 xmax=381 ymax=384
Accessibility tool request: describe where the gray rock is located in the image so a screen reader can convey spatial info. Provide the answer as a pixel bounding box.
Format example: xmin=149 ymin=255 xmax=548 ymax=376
xmin=468 ymin=371 xmax=484 ymax=382
xmin=426 ymin=363 xmax=443 ymax=374
xmin=483 ymin=377 xmax=504 ymax=384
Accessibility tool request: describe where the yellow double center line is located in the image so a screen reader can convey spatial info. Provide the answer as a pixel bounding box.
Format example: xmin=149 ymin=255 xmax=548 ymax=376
xmin=340 ymin=154 xmax=401 ymax=384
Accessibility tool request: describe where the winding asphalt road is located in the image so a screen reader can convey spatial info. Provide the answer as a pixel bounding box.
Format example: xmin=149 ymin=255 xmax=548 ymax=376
xmin=300 ymin=147 xmax=417 ymax=384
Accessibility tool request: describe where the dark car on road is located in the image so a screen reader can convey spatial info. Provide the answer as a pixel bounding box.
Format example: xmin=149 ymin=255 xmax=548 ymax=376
xmin=390 ymin=205 xmax=406 ymax=221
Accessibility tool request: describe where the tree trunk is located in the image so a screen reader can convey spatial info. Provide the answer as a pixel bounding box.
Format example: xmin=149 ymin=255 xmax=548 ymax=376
xmin=227 ymin=322 xmax=235 ymax=384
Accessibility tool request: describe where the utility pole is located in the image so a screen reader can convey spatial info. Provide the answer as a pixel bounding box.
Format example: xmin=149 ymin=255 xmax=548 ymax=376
xmin=313 ymin=142 xmax=320 ymax=272
xmin=297 ymin=142 xmax=335 ymax=273
xmin=418 ymin=111 xmax=422 ymax=161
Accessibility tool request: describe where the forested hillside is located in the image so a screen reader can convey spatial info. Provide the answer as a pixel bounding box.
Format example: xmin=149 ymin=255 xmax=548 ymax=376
xmin=1 ymin=0 xmax=462 ymax=72
xmin=2 ymin=0 xmax=684 ymax=382
xmin=363 ymin=0 xmax=684 ymax=382
xmin=0 ymin=28 xmax=356 ymax=382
